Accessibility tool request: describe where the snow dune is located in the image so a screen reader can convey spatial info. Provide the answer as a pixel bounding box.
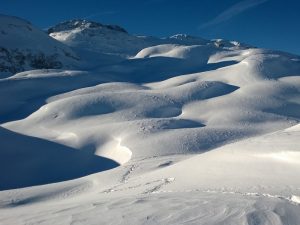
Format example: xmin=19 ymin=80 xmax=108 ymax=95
xmin=1 ymin=15 xmax=300 ymax=225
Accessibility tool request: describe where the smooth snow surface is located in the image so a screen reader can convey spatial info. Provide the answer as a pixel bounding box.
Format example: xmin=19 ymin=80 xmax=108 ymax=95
xmin=1 ymin=15 xmax=300 ymax=225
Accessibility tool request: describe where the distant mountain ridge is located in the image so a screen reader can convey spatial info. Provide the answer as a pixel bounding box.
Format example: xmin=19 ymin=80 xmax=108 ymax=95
xmin=0 ymin=15 xmax=291 ymax=79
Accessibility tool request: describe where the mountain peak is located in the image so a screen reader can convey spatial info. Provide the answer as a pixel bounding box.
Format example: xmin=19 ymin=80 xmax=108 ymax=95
xmin=47 ymin=19 xmax=127 ymax=34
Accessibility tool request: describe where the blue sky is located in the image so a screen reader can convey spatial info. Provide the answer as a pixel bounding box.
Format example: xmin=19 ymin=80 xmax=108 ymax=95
xmin=2 ymin=0 xmax=300 ymax=55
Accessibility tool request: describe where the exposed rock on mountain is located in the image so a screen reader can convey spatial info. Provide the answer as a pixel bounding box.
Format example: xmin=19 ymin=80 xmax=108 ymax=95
xmin=0 ymin=14 xmax=79 ymax=78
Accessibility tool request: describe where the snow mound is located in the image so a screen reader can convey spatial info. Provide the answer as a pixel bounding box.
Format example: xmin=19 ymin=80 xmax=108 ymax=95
xmin=134 ymin=44 xmax=217 ymax=69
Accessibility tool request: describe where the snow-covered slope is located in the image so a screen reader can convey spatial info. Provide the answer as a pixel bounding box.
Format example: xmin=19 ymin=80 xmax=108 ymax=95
xmin=1 ymin=15 xmax=300 ymax=225
xmin=0 ymin=15 xmax=79 ymax=78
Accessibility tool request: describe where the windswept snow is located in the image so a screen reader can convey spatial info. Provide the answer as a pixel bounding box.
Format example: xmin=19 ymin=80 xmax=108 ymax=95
xmin=1 ymin=15 xmax=300 ymax=225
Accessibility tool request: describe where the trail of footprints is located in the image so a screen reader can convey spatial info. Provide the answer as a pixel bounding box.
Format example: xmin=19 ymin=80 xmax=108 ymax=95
xmin=101 ymin=163 xmax=175 ymax=194
xmin=100 ymin=161 xmax=300 ymax=206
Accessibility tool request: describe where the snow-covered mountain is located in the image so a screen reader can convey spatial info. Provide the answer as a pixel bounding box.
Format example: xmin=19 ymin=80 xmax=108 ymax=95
xmin=48 ymin=19 xmax=251 ymax=69
xmin=48 ymin=19 xmax=248 ymax=55
xmin=48 ymin=19 xmax=157 ymax=56
xmin=0 ymin=15 xmax=251 ymax=77
xmin=0 ymin=15 xmax=79 ymax=78
xmin=1 ymin=15 xmax=300 ymax=225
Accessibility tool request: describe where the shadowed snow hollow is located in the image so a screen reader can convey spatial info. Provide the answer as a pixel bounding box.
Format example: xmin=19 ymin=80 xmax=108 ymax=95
xmin=0 ymin=127 xmax=119 ymax=191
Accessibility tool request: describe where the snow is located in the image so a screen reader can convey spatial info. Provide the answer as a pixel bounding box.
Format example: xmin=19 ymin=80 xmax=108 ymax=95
xmin=0 ymin=15 xmax=79 ymax=78
xmin=1 ymin=15 xmax=300 ymax=225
